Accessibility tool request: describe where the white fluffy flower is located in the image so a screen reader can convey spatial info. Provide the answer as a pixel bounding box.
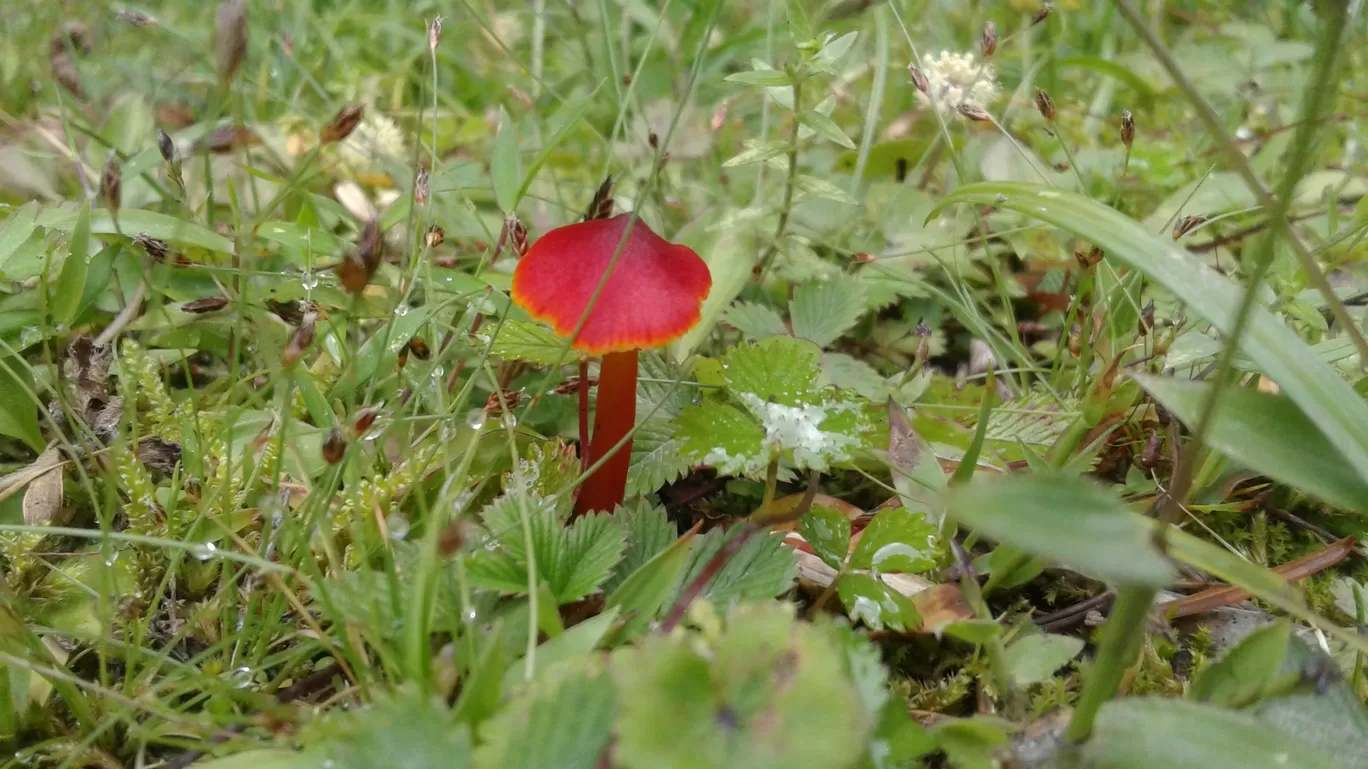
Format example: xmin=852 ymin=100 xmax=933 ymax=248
xmin=336 ymin=110 xmax=407 ymax=177
xmin=915 ymin=50 xmax=999 ymax=119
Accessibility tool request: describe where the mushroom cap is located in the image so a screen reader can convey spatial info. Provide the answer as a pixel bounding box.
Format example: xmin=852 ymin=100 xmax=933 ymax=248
xmin=510 ymin=213 xmax=712 ymax=354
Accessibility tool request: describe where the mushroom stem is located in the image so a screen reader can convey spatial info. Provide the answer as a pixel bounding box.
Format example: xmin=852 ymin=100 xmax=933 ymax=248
xmin=575 ymin=349 xmax=638 ymax=514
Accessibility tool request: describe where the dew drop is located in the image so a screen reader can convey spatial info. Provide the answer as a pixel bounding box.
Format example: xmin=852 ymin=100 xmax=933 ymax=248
xmin=229 ymin=666 xmax=253 ymax=688
xmin=386 ymin=513 xmax=410 ymax=541
xmin=104 ymin=551 xmax=119 ymax=567
xmin=300 ymin=271 xmax=320 ymax=291
xmin=465 ymin=608 xmax=478 ymax=623
xmin=501 ymin=412 xmax=518 ymax=430
xmin=465 ymin=409 xmax=486 ymax=429
xmin=394 ymin=304 xmax=409 ymax=317
xmin=431 ymin=365 xmax=445 ymax=379
xmin=191 ymin=542 xmax=218 ymax=561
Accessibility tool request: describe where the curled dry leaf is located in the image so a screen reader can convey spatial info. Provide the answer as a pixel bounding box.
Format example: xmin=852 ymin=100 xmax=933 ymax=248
xmin=320 ymin=103 xmax=364 ymax=144
xmin=181 ymin=296 xmax=229 ymax=314
xmin=1163 ymin=536 xmax=1358 ymax=620
xmin=22 ymin=445 xmax=67 ymax=526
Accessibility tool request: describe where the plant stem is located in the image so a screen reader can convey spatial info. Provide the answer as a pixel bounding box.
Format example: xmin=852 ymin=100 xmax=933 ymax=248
xmin=950 ymin=539 xmax=1018 ymax=717
xmin=752 ymin=78 xmax=803 ymax=282
xmin=1066 ymin=584 xmax=1155 ymax=742
xmin=575 ymin=349 xmax=638 ymax=514
xmin=578 ymin=357 xmax=591 ymax=473
xmin=761 ymin=456 xmax=780 ymax=514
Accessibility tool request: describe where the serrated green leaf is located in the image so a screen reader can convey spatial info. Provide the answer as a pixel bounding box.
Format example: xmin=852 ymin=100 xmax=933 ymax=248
xmin=798 ymin=110 xmax=856 ymax=149
xmin=721 ymin=301 xmax=788 ymax=339
xmin=721 ymin=140 xmax=793 ymax=168
xmin=484 ymin=320 xmax=575 ymax=365
xmin=468 ymin=496 xmax=624 ymax=603
xmin=1135 ymin=374 xmax=1368 ymax=513
xmin=945 ymin=473 xmax=1176 ymax=587
xmin=492 ymin=108 xmax=521 ymax=212
xmin=934 ymin=183 xmax=1368 ymax=494
xmin=1190 ymin=620 xmax=1291 ymax=706
xmin=722 ymin=336 xmax=821 ymax=404
xmin=1083 ymin=698 xmax=1339 ymax=769
xmin=794 ymin=174 xmax=859 ymax=205
xmin=626 ymin=417 xmax=691 ymax=498
xmin=0 ymin=355 xmax=43 ymax=452
xmin=799 ymin=505 xmax=851 ymax=570
xmin=724 ymin=69 xmax=794 ymax=87
xmin=849 ymin=507 xmax=938 ymax=573
xmin=477 ymin=662 xmax=615 ymax=769
xmin=821 ymin=352 xmax=890 ymax=401
xmin=837 ymin=572 xmax=921 ymax=632
xmin=604 ymin=500 xmax=676 ymax=595
xmin=1003 ymin=633 xmax=1084 ymax=686
xmin=52 ymin=202 xmax=90 ymax=327
xmin=326 ymin=689 xmax=473 ymax=769
xmin=668 ymin=528 xmax=798 ymax=611
xmin=790 ymin=274 xmax=866 ymax=348
xmin=676 ymin=400 xmax=768 ymax=477
xmin=606 ymin=526 xmax=697 ymax=636
xmin=613 ymin=603 xmax=869 ymax=769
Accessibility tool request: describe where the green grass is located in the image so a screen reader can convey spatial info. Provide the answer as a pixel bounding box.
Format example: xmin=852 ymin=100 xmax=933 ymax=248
xmin=2 ymin=0 xmax=1368 ymax=767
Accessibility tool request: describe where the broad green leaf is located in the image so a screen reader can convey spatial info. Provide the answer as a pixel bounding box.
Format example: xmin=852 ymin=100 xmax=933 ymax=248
xmin=722 ymin=335 xmax=822 ymax=404
xmin=1255 ymin=636 xmax=1368 ymax=769
xmin=483 ymin=320 xmax=575 ymax=366
xmin=931 ymin=718 xmax=1012 ymax=769
xmin=0 ymin=355 xmax=43 ymax=452
xmin=799 ymin=505 xmax=851 ymax=570
xmin=721 ymin=301 xmax=788 ymax=339
xmin=37 ymin=206 xmax=234 ymax=254
xmin=1083 ymin=698 xmax=1339 ymax=769
xmin=790 ymin=274 xmax=866 ymax=348
xmin=849 ymin=507 xmax=938 ymax=573
xmin=256 ymin=221 xmax=345 ymax=258
xmin=478 ymin=662 xmax=615 ymax=769
xmin=783 ymin=0 xmax=812 ymax=42
xmin=939 ymin=620 xmax=1002 ymax=644
xmin=501 ymin=607 xmax=620 ymax=693
xmin=675 ymin=400 xmax=768 ymax=477
xmin=721 ymin=140 xmax=792 ymax=168
xmin=1003 ymin=633 xmax=1084 ymax=686
xmin=945 ymin=473 xmax=1176 ymax=587
xmin=933 ymin=183 xmax=1368 ymax=491
xmin=798 ymin=110 xmax=856 ymax=149
xmin=838 ymin=572 xmax=921 ymax=632
xmin=612 ymin=603 xmax=868 ymax=769
xmin=327 ymin=689 xmax=474 ymax=769
xmin=603 ymin=500 xmax=676 ymax=595
xmin=1189 ymin=620 xmax=1292 ymax=707
xmin=1134 ymin=374 xmax=1368 ymax=513
xmin=52 ymin=202 xmax=90 ymax=327
xmin=667 ymin=528 xmax=797 ymax=610
xmin=606 ymin=525 xmax=696 ymax=635
xmin=815 ymin=31 xmax=859 ymax=67
xmin=625 ymin=417 xmax=691 ymax=498
xmin=794 ymin=174 xmax=859 ymax=205
xmin=822 ymin=353 xmax=891 ymax=401
xmin=492 ymin=108 xmax=521 ymax=213
xmin=724 ymin=70 xmax=794 ymax=87
xmin=0 ymin=202 xmax=39 ymax=273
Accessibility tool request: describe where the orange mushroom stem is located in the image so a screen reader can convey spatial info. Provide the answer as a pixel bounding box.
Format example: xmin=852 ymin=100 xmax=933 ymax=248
xmin=510 ymin=213 xmax=711 ymax=514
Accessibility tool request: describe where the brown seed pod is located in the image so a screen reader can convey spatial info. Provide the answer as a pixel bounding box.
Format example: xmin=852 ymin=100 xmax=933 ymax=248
xmin=199 ymin=124 xmax=260 ymax=154
xmin=320 ymin=104 xmax=364 ymax=144
xmin=1075 ymin=245 xmax=1104 ymax=269
xmin=157 ymin=129 xmax=176 ymax=163
xmin=134 ymin=234 xmax=171 ymax=262
xmin=584 ymin=176 xmax=615 ymax=221
xmin=1120 ymin=109 xmax=1135 ymax=150
xmin=427 ymin=16 xmax=442 ymax=53
xmin=505 ymin=215 xmax=528 ymax=257
xmin=321 ymin=426 xmax=347 ymax=465
xmin=956 ymin=103 xmax=993 ymax=122
xmin=101 ymin=150 xmax=122 ymax=216
xmin=980 ymin=22 xmax=998 ymax=58
xmin=281 ymin=311 xmax=317 ymax=367
xmin=907 ymin=65 xmax=930 ymax=95
xmin=425 ymin=225 xmax=445 ymax=249
xmin=1034 ymin=89 xmax=1056 ymax=121
xmin=406 ymin=336 xmax=431 ymax=361
xmin=414 ymin=167 xmax=430 ymax=208
xmin=353 ymin=404 xmax=382 ymax=435
xmin=336 ymin=218 xmax=383 ymax=294
xmin=181 ymin=297 xmax=230 ymax=314
xmin=1031 ymin=3 xmax=1053 ymax=25
xmin=1172 ymin=215 xmax=1207 ymax=240
xmin=215 ymin=0 xmax=248 ymax=86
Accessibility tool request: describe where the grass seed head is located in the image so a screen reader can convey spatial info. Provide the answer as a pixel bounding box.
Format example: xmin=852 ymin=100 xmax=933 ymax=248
xmin=980 ymin=22 xmax=997 ymax=58
xmin=101 ymin=150 xmax=122 ymax=216
xmin=1121 ymin=109 xmax=1135 ymax=149
xmin=321 ymin=104 xmax=365 ymax=144
xmin=1035 ymin=89 xmax=1056 ymax=121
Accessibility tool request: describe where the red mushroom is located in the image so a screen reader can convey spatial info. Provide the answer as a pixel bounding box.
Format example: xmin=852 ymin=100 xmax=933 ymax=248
xmin=511 ymin=212 xmax=711 ymax=514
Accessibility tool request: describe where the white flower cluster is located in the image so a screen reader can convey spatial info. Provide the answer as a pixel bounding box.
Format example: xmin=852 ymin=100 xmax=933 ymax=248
xmin=336 ymin=110 xmax=407 ymax=176
xmin=915 ymin=50 xmax=999 ymax=119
